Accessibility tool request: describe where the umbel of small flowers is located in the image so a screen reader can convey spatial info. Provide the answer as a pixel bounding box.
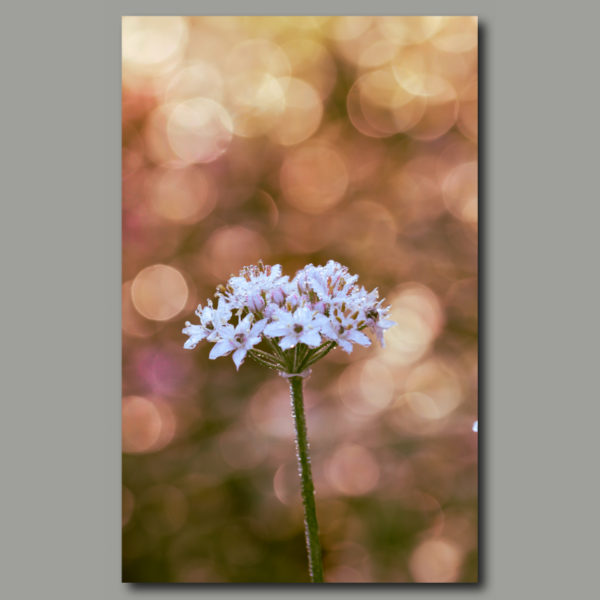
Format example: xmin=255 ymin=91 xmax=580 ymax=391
xmin=182 ymin=260 xmax=396 ymax=583
xmin=183 ymin=260 xmax=397 ymax=375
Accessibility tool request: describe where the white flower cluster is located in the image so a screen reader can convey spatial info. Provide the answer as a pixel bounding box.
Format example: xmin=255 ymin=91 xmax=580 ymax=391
xmin=183 ymin=260 xmax=396 ymax=372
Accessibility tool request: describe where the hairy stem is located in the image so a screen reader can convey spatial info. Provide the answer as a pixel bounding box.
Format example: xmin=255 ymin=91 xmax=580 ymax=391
xmin=263 ymin=336 xmax=289 ymax=369
xmin=250 ymin=348 xmax=284 ymax=367
xmin=247 ymin=350 xmax=283 ymax=370
xmin=288 ymin=376 xmax=324 ymax=583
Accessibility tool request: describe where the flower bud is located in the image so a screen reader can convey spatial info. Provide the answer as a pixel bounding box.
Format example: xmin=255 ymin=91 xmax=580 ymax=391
xmin=297 ymin=277 xmax=308 ymax=294
xmin=264 ymin=304 xmax=277 ymax=319
xmin=247 ymin=293 xmax=265 ymax=313
xmin=270 ymin=287 xmax=285 ymax=306
xmin=286 ymin=293 xmax=299 ymax=312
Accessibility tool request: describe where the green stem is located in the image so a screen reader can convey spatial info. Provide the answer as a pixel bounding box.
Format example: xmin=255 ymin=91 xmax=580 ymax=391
xmin=288 ymin=376 xmax=324 ymax=583
xmin=264 ymin=336 xmax=289 ymax=368
xmin=297 ymin=343 xmax=310 ymax=369
xmin=250 ymin=348 xmax=284 ymax=367
xmin=299 ymin=341 xmax=337 ymax=371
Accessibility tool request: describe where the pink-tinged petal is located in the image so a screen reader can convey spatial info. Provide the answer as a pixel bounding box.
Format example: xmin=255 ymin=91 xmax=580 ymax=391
xmin=379 ymin=319 xmax=397 ymax=330
xmin=279 ymin=335 xmax=298 ymax=350
xmin=264 ymin=322 xmax=289 ymax=337
xmin=300 ymin=329 xmax=321 ymax=348
xmin=338 ymin=339 xmax=353 ymax=353
xmin=347 ymin=329 xmax=371 ymax=347
xmin=232 ymin=348 xmax=247 ymax=370
xmin=314 ymin=301 xmax=326 ymax=314
xmin=250 ymin=318 xmax=268 ymax=337
xmin=209 ymin=340 xmax=236 ymax=359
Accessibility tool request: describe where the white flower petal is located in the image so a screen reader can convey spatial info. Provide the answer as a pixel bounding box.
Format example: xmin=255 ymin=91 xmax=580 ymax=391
xmin=264 ymin=322 xmax=289 ymax=337
xmin=339 ymin=339 xmax=353 ymax=353
xmin=279 ymin=335 xmax=298 ymax=350
xmin=347 ymin=329 xmax=371 ymax=347
xmin=209 ymin=340 xmax=236 ymax=359
xmin=183 ymin=323 xmax=204 ymax=336
xmin=247 ymin=336 xmax=262 ymax=348
xmin=320 ymin=320 xmax=338 ymax=340
xmin=300 ymin=329 xmax=321 ymax=348
xmin=250 ymin=318 xmax=268 ymax=337
xmin=184 ymin=337 xmax=199 ymax=350
xmin=232 ymin=347 xmax=247 ymax=370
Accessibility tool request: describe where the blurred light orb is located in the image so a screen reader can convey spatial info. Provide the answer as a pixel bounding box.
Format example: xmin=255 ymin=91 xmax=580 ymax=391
xmin=281 ymin=39 xmax=337 ymax=100
xmin=327 ymin=444 xmax=380 ymax=496
xmin=167 ymin=98 xmax=233 ymax=163
xmin=148 ymin=166 xmax=216 ymax=223
xmin=360 ymin=360 xmax=395 ymax=407
xmin=203 ymin=226 xmax=270 ymax=282
xmin=382 ymin=285 xmax=444 ymax=366
xmin=327 ymin=565 xmax=367 ymax=583
xmin=226 ymin=38 xmax=291 ymax=79
xmin=143 ymin=103 xmax=181 ymax=165
xmin=339 ymin=360 xmax=395 ymax=415
xmin=131 ymin=265 xmax=189 ymax=321
xmin=443 ymin=161 xmax=478 ymax=222
xmin=406 ymin=76 xmax=458 ymax=141
xmin=122 ymin=16 xmax=188 ymax=77
xmin=409 ymin=538 xmax=463 ymax=582
xmin=380 ymin=16 xmax=446 ymax=45
xmin=405 ymin=392 xmax=441 ymax=420
xmin=165 ymin=62 xmax=225 ymax=104
xmin=359 ymin=40 xmax=398 ymax=69
xmin=347 ymin=79 xmax=393 ymax=139
xmin=122 ymin=396 xmax=175 ymax=454
xmin=359 ymin=69 xmax=405 ymax=136
xmin=269 ymin=78 xmax=323 ymax=146
xmin=282 ymin=16 xmax=331 ymax=30
xmin=280 ymin=144 xmax=348 ymax=214
xmin=273 ymin=463 xmax=301 ymax=506
xmin=227 ymin=72 xmax=286 ymax=137
xmin=122 ymin=281 xmax=157 ymax=337
xmin=431 ymin=16 xmax=478 ymax=53
xmin=335 ymin=200 xmax=397 ymax=257
xmin=458 ymin=79 xmax=478 ymax=142
xmin=390 ymin=79 xmax=428 ymax=132
xmin=328 ymin=16 xmax=373 ymax=41
xmin=406 ymin=360 xmax=463 ymax=419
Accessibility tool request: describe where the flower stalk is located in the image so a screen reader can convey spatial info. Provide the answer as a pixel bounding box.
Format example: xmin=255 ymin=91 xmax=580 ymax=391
xmin=289 ymin=375 xmax=324 ymax=583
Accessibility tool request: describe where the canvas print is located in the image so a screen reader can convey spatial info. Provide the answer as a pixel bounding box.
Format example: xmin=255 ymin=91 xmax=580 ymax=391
xmin=122 ymin=16 xmax=478 ymax=583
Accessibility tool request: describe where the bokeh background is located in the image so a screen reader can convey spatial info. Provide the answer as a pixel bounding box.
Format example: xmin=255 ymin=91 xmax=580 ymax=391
xmin=122 ymin=16 xmax=478 ymax=583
